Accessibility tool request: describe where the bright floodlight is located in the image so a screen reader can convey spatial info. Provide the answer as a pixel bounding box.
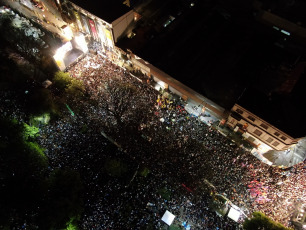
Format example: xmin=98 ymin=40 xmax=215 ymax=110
xmin=154 ymin=83 xmax=162 ymax=91
xmin=53 ymin=42 xmax=72 ymax=70
xmin=157 ymin=80 xmax=166 ymax=89
xmin=54 ymin=42 xmax=72 ymax=60
xmin=62 ymin=25 xmax=73 ymax=40
xmin=75 ymin=34 xmax=88 ymax=53
xmin=161 ymin=210 xmax=175 ymax=226
xmin=228 ymin=207 xmax=241 ymax=222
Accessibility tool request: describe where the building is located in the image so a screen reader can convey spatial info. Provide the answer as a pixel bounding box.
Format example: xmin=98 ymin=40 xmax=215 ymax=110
xmin=65 ymin=0 xmax=136 ymax=46
xmin=253 ymin=0 xmax=306 ymax=44
xmin=37 ymin=0 xmax=137 ymax=70
xmin=227 ymin=103 xmax=298 ymax=152
xmin=4 ymin=0 xmax=305 ymax=158
xmin=226 ymin=85 xmax=306 ymax=153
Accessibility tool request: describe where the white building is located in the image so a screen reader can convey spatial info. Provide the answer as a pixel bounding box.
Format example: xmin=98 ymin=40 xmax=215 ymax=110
xmin=67 ymin=0 xmax=135 ymax=46
xmin=227 ymin=103 xmax=300 ymax=152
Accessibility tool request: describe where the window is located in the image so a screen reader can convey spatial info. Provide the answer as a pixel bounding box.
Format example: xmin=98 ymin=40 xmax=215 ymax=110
xmin=260 ymin=123 xmax=268 ymax=129
xmin=247 ymin=116 xmax=255 ymax=122
xmin=236 ymin=108 xmax=243 ymax=114
xmin=274 ymin=132 xmax=280 ymax=136
xmin=266 ymin=137 xmax=273 ymax=143
xmin=281 ymin=136 xmax=287 ymax=141
xmin=272 ymin=141 xmax=280 ymax=147
xmin=248 ymin=136 xmax=255 ymax=142
xmin=253 ymin=129 xmax=262 ymax=136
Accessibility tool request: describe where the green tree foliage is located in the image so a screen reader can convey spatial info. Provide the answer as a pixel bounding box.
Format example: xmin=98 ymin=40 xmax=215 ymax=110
xmin=30 ymin=113 xmax=51 ymax=126
xmin=169 ymin=226 xmax=182 ymax=230
xmin=243 ymin=212 xmax=293 ymax=230
xmin=0 ymin=118 xmax=48 ymax=228
xmin=66 ymin=78 xmax=85 ymax=97
xmin=139 ymin=167 xmax=150 ymax=177
xmin=24 ymin=141 xmax=47 ymax=162
xmin=0 ymin=118 xmax=84 ymax=229
xmin=23 ymin=123 xmax=40 ymax=140
xmin=53 ymin=71 xmax=72 ymax=91
xmin=104 ymin=158 xmax=128 ymax=177
xmin=53 ymin=71 xmax=85 ymax=99
xmin=65 ymin=217 xmax=79 ymax=230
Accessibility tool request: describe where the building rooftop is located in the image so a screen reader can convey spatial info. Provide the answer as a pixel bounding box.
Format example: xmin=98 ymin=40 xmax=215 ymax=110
xmin=71 ymin=0 xmax=131 ymax=23
xmin=258 ymin=0 xmax=306 ymax=26
xmin=237 ymin=82 xmax=306 ymax=138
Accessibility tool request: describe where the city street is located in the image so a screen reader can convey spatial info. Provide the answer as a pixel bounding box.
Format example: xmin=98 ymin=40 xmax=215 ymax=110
xmin=0 ymin=1 xmax=305 ymax=229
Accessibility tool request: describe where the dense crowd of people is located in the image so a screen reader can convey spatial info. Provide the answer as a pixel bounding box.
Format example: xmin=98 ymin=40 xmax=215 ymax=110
xmin=1 ymin=41 xmax=305 ymax=229
xmin=66 ymin=42 xmax=306 ymax=228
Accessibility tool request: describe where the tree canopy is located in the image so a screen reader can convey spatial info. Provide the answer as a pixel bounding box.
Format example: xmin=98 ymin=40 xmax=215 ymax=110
xmin=0 ymin=118 xmax=48 ymax=228
xmin=96 ymin=77 xmax=154 ymax=130
xmin=0 ymin=118 xmax=83 ymax=229
xmin=243 ymin=212 xmax=293 ymax=230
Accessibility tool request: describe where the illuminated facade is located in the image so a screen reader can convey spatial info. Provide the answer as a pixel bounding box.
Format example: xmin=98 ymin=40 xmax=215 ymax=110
xmin=25 ymin=0 xmax=135 ymax=70
xmin=227 ymin=104 xmax=299 ymax=151
xmin=53 ymin=33 xmax=87 ymax=70
xmin=66 ymin=0 xmax=135 ymax=47
xmin=68 ymin=3 xmax=115 ymax=50
xmin=53 ymin=41 xmax=73 ymax=70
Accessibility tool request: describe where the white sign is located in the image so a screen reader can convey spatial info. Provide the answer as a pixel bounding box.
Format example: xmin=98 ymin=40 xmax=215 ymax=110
xmin=161 ymin=210 xmax=175 ymax=226
xmin=228 ymin=207 xmax=241 ymax=222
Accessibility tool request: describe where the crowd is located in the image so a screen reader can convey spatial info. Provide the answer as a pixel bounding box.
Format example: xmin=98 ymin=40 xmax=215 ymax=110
xmin=1 ymin=41 xmax=305 ymax=229
xmin=66 ymin=42 xmax=306 ymax=229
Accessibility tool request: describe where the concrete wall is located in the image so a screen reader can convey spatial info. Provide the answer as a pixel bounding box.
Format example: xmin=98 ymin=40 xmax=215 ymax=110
xmin=112 ymin=10 xmax=134 ymax=43
xmin=227 ymin=104 xmax=299 ymax=150
xmin=128 ymin=53 xmax=227 ymax=120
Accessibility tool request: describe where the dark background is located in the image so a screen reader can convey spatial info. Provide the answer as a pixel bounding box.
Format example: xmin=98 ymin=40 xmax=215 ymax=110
xmin=118 ymin=0 xmax=306 ymax=137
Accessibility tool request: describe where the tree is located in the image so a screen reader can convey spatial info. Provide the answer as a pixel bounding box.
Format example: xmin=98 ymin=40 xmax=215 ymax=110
xmin=0 ymin=118 xmax=48 ymax=228
xmin=169 ymin=226 xmax=182 ymax=230
xmin=65 ymin=217 xmax=79 ymax=230
xmin=66 ymin=78 xmax=85 ymax=98
xmin=38 ymin=169 xmax=83 ymax=229
xmin=0 ymin=118 xmax=83 ymax=229
xmin=52 ymin=71 xmax=85 ymax=100
xmin=53 ymin=71 xmax=73 ymax=91
xmin=98 ymin=78 xmax=138 ymax=126
xmin=139 ymin=167 xmax=150 ymax=177
xmin=243 ymin=212 xmax=293 ymax=230
xmin=0 ymin=50 xmax=29 ymax=87
xmin=23 ymin=123 xmax=40 ymax=140
xmin=97 ymin=77 xmax=154 ymax=130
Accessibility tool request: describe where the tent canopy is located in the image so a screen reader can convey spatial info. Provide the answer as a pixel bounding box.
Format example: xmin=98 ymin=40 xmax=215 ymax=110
xmin=161 ymin=210 xmax=175 ymax=226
